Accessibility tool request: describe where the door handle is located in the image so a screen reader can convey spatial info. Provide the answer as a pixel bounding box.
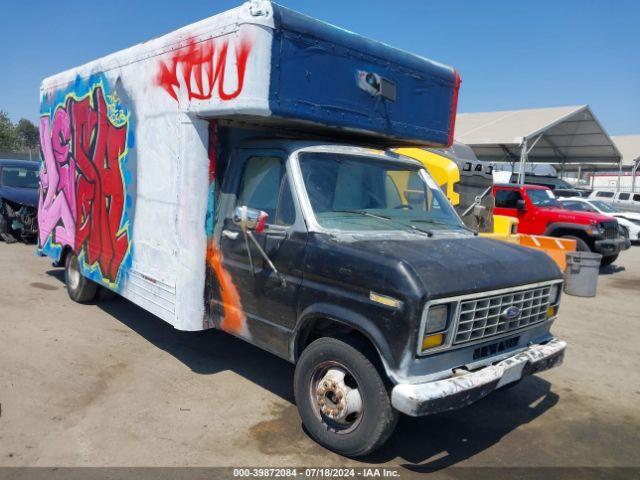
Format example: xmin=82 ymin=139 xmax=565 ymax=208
xmin=222 ymin=230 xmax=239 ymax=240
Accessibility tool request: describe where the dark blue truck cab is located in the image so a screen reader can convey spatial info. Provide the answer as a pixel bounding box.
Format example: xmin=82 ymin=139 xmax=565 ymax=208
xmin=210 ymin=137 xmax=565 ymax=456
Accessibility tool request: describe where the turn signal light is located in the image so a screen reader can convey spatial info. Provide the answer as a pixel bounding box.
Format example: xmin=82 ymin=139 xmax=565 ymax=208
xmin=422 ymin=333 xmax=444 ymax=350
xmin=547 ymin=306 xmax=557 ymax=318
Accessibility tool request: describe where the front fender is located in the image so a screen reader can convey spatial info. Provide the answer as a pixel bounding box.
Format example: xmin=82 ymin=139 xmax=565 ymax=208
xmin=291 ymin=302 xmax=402 ymax=380
xmin=544 ymin=222 xmax=591 ymax=237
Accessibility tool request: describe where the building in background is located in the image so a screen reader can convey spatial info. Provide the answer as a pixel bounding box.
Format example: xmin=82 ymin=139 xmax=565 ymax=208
xmin=586 ymin=135 xmax=640 ymax=192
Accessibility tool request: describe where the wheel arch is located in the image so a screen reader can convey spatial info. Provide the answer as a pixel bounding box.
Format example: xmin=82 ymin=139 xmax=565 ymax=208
xmin=291 ymin=304 xmax=397 ymax=380
xmin=544 ymin=223 xmax=593 ymax=244
xmin=54 ymin=244 xmax=75 ymax=267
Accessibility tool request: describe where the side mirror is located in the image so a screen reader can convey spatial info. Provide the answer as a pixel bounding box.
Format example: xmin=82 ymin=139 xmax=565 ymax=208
xmin=233 ymin=206 xmax=269 ymax=233
xmin=516 ymin=199 xmax=527 ymax=212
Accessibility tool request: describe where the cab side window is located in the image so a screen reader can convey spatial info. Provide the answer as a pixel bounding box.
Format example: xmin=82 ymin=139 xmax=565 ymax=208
xmin=596 ymin=191 xmax=614 ymax=198
xmin=236 ymin=156 xmax=296 ymax=226
xmin=618 ymin=193 xmax=630 ymax=201
xmin=634 ymin=194 xmax=640 ymax=202
xmin=495 ymin=189 xmax=522 ymax=208
xmin=562 ymin=201 xmax=592 ymax=212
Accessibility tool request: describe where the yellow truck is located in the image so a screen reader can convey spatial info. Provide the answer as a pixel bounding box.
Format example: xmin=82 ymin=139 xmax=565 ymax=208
xmin=396 ymin=147 xmax=576 ymax=271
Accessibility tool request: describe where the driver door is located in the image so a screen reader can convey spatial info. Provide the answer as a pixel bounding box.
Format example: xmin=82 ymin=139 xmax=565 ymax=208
xmin=216 ymin=150 xmax=307 ymax=347
xmin=494 ymin=188 xmax=536 ymax=234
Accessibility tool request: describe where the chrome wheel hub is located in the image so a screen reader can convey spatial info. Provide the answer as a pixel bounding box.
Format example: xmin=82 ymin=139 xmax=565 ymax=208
xmin=314 ymin=367 xmax=362 ymax=424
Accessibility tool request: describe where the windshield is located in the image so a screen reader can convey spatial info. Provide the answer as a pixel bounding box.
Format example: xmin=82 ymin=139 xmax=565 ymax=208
xmin=1 ymin=166 xmax=39 ymax=189
xmin=528 ymin=189 xmax=560 ymax=208
xmin=591 ymin=200 xmax=619 ymax=213
xmin=298 ymin=152 xmax=464 ymax=232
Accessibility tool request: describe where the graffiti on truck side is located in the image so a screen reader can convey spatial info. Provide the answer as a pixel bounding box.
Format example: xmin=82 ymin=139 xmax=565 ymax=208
xmin=156 ymin=36 xmax=252 ymax=103
xmin=39 ymin=74 xmax=134 ymax=288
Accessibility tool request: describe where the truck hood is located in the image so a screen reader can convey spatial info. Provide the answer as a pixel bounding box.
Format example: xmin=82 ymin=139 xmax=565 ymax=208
xmin=1 ymin=187 xmax=38 ymax=208
xmin=325 ymin=234 xmax=562 ymax=300
xmin=537 ymin=206 xmax=614 ymax=224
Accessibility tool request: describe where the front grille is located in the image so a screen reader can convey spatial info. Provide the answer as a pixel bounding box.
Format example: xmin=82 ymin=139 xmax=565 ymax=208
xmin=453 ymin=285 xmax=552 ymax=345
xmin=602 ymin=221 xmax=618 ymax=239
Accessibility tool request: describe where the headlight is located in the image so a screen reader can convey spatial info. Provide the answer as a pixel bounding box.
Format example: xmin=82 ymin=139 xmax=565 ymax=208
xmin=549 ymin=284 xmax=561 ymax=305
xmin=546 ymin=283 xmax=561 ymax=318
xmin=425 ymin=304 xmax=448 ymax=333
xmin=586 ymin=222 xmax=602 ymax=236
xmin=420 ymin=303 xmax=450 ymax=352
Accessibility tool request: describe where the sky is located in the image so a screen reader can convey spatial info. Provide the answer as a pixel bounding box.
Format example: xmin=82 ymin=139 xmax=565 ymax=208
xmin=0 ymin=0 xmax=638 ymax=135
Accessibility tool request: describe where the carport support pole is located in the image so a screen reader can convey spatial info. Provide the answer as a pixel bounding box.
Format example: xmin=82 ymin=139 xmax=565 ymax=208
xmin=518 ymin=137 xmax=528 ymax=184
xmin=617 ymin=159 xmax=622 ymax=192
xmin=517 ymin=134 xmax=542 ymax=184
xmin=633 ymin=157 xmax=640 ymax=193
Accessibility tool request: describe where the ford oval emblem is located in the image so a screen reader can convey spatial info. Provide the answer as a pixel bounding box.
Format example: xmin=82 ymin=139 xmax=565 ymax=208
xmin=502 ymin=306 xmax=521 ymax=320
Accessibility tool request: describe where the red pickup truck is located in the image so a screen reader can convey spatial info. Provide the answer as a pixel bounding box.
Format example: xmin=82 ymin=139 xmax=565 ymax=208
xmin=493 ymin=184 xmax=630 ymax=266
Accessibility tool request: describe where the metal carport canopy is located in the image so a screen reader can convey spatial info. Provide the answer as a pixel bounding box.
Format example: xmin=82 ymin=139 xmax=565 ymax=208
xmin=454 ymin=105 xmax=621 ymax=182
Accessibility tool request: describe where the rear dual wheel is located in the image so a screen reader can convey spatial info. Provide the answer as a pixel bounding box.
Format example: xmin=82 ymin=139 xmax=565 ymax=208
xmin=294 ymin=337 xmax=398 ymax=457
xmin=64 ymin=252 xmax=98 ymax=303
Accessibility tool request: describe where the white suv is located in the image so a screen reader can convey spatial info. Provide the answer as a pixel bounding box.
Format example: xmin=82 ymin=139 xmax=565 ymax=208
xmin=588 ymin=190 xmax=640 ymax=213
xmin=560 ymin=197 xmax=640 ymax=242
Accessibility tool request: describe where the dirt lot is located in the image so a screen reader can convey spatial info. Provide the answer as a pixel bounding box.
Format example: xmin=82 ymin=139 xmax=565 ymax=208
xmin=0 ymin=242 xmax=639 ymax=472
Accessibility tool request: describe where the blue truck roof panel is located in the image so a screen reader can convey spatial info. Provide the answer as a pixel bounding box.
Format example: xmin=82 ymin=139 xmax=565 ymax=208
xmin=268 ymin=3 xmax=460 ymax=147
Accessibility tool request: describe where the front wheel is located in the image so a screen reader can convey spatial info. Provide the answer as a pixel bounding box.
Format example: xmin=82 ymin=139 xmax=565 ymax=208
xmin=620 ymin=226 xmax=629 ymax=240
xmin=600 ymin=254 xmax=618 ymax=267
xmin=294 ymin=337 xmax=398 ymax=457
xmin=65 ymin=252 xmax=98 ymax=303
xmin=561 ymin=235 xmax=590 ymax=252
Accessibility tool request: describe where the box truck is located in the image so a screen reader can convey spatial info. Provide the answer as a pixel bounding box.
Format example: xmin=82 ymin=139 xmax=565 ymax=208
xmin=38 ymin=1 xmax=566 ymax=456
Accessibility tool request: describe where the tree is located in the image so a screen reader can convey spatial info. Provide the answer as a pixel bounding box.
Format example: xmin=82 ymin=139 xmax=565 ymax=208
xmin=0 ymin=110 xmax=20 ymax=151
xmin=16 ymin=118 xmax=39 ymax=150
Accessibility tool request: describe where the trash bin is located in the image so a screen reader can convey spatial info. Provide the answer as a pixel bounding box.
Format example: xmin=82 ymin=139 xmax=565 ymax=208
xmin=563 ymin=251 xmax=602 ymax=297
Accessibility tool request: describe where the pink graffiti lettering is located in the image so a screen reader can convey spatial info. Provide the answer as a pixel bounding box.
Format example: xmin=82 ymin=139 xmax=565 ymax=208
xmin=38 ymin=112 xmax=76 ymax=247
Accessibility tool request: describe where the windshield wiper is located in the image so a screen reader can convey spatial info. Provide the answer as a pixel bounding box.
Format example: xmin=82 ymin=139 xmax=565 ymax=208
xmin=410 ymin=218 xmax=475 ymax=235
xmin=409 ymin=225 xmax=433 ymax=237
xmin=332 ymin=210 xmax=391 ymax=220
xmin=410 ymin=218 xmax=457 ymax=227
xmin=332 ymin=210 xmax=435 ymax=238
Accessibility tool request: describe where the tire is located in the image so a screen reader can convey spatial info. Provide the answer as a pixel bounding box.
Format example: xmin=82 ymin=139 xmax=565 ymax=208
xmin=561 ymin=235 xmax=590 ymax=252
xmin=294 ymin=337 xmax=398 ymax=457
xmin=0 ymin=232 xmax=18 ymax=244
xmin=620 ymin=226 xmax=629 ymax=240
xmin=600 ymin=254 xmax=618 ymax=267
xmin=64 ymin=252 xmax=98 ymax=303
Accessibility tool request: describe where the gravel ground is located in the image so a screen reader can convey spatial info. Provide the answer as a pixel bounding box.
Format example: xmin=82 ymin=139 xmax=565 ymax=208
xmin=0 ymin=241 xmax=639 ymax=474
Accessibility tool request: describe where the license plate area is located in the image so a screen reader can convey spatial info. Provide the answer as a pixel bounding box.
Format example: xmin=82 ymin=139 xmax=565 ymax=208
xmin=472 ymin=335 xmax=520 ymax=361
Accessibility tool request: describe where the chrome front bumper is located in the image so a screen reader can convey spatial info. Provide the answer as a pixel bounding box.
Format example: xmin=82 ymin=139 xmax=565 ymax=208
xmin=391 ymin=339 xmax=566 ymax=416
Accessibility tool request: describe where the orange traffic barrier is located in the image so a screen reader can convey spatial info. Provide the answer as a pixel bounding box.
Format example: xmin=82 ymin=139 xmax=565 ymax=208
xmin=517 ymin=235 xmax=577 ymax=271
